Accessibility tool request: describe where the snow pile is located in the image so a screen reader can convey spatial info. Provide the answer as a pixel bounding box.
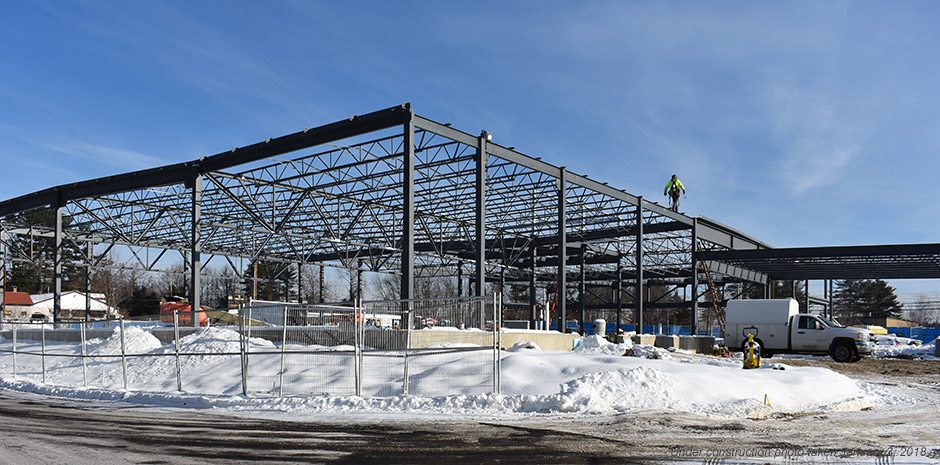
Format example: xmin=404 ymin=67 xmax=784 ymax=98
xmin=573 ymin=335 xmax=631 ymax=355
xmin=873 ymin=341 xmax=937 ymax=359
xmin=177 ymin=327 xmax=273 ymax=353
xmin=507 ymin=341 xmax=541 ymax=352
xmin=87 ymin=326 xmax=163 ymax=355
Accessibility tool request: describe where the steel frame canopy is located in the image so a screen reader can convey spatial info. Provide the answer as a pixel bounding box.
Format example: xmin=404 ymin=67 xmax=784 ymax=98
xmin=695 ymin=243 xmax=940 ymax=280
xmin=0 ymin=103 xmax=769 ymax=330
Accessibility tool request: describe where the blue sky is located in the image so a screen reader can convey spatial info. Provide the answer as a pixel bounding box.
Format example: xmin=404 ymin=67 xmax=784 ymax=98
xmin=1 ymin=1 xmax=939 ymax=296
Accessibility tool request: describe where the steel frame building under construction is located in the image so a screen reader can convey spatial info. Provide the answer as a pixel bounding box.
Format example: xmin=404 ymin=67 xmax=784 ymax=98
xmin=0 ymin=103 xmax=792 ymax=332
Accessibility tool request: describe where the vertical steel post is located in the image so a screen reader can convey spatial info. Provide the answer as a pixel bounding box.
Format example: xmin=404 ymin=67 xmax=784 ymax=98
xmin=40 ymin=323 xmax=46 ymax=384
xmin=190 ymin=172 xmax=203 ymax=327
xmin=278 ymin=306 xmax=288 ymax=397
xmin=804 ymin=280 xmax=810 ymax=313
xmin=318 ymin=265 xmax=325 ymax=303
xmin=53 ymin=203 xmax=63 ymax=325
xmin=174 ymin=311 xmax=182 ymax=392
xmin=239 ymin=306 xmax=247 ymax=396
xmin=557 ymin=167 xmax=567 ymax=332
xmin=456 ymin=261 xmax=463 ymax=298
xmin=80 ymin=322 xmax=87 ymax=387
xmin=529 ymin=245 xmax=537 ymax=329
xmin=354 ymin=298 xmax=361 ymax=397
xmin=85 ymin=242 xmax=92 ymax=323
xmin=475 ymin=131 xmax=488 ymax=298
xmin=245 ymin=305 xmax=252 ymax=395
xmin=119 ymin=319 xmax=127 ymax=390
xmin=402 ymin=310 xmax=411 ymax=396
xmin=635 ymin=197 xmax=644 ymax=334
xmin=828 ymin=279 xmax=834 ymax=318
xmin=616 ymin=254 xmax=623 ymax=335
xmin=690 ymin=218 xmax=699 ymax=335
xmin=578 ymin=244 xmax=586 ymax=334
xmin=11 ymin=326 xmax=16 ymax=379
xmin=401 ymin=108 xmax=415 ymax=302
xmin=297 ymin=262 xmax=303 ymax=304
xmin=356 ymin=261 xmax=363 ymax=301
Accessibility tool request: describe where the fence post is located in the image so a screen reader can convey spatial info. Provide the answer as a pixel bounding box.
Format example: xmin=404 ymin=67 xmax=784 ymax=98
xmin=402 ymin=308 xmax=411 ymax=396
xmin=11 ymin=325 xmax=16 ymax=380
xmin=278 ymin=306 xmax=288 ymax=397
xmin=245 ymin=305 xmax=252 ymax=396
xmin=239 ymin=306 xmax=247 ymax=397
xmin=80 ymin=323 xmax=87 ymax=388
xmin=174 ymin=311 xmax=182 ymax=392
xmin=497 ymin=293 xmax=502 ymax=394
xmin=119 ymin=319 xmax=128 ymax=391
xmin=354 ymin=298 xmax=361 ymax=397
xmin=40 ymin=322 xmax=46 ymax=385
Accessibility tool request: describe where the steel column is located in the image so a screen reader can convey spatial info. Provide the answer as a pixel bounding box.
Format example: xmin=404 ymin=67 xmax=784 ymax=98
xmin=401 ymin=110 xmax=415 ymax=301
xmin=828 ymin=279 xmax=834 ymax=318
xmin=85 ymin=241 xmax=92 ymax=322
xmin=190 ymin=172 xmax=203 ymax=326
xmin=53 ymin=203 xmax=63 ymax=325
xmin=474 ymin=131 xmax=488 ymax=298
xmin=578 ymin=244 xmax=586 ymax=334
xmin=318 ymin=265 xmax=324 ymax=303
xmin=456 ymin=261 xmax=463 ymax=297
xmin=616 ymin=254 xmax=623 ymax=333
xmin=529 ymin=245 xmax=537 ymax=329
xmin=635 ymin=197 xmax=644 ymax=333
xmin=557 ymin=167 xmax=567 ymax=332
xmin=690 ymin=218 xmax=699 ymax=335
xmin=803 ymin=280 xmax=810 ymax=313
xmin=297 ymin=262 xmax=303 ymax=304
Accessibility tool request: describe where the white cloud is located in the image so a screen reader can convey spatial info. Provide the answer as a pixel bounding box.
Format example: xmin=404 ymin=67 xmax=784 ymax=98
xmin=40 ymin=141 xmax=164 ymax=171
xmin=766 ymin=84 xmax=862 ymax=195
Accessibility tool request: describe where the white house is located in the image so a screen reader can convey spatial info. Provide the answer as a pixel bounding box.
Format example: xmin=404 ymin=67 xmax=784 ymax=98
xmin=29 ymin=291 xmax=119 ymax=320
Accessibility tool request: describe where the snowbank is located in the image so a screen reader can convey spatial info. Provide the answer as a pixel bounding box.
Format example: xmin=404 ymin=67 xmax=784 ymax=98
xmin=873 ymin=341 xmax=937 ymax=360
xmin=0 ymin=327 xmax=881 ymax=419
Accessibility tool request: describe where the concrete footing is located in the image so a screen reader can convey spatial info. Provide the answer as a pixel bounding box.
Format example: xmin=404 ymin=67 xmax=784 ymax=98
xmin=631 ymin=334 xmax=656 ymax=345
xmin=679 ymin=336 xmax=717 ymax=353
xmin=654 ymin=335 xmax=680 ymax=349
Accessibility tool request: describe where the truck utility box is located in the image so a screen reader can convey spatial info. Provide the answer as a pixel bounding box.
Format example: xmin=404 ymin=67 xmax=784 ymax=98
xmin=724 ymin=298 xmax=873 ymax=363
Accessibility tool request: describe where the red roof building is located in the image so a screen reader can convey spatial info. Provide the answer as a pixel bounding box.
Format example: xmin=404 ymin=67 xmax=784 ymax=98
xmin=3 ymin=291 xmax=34 ymax=306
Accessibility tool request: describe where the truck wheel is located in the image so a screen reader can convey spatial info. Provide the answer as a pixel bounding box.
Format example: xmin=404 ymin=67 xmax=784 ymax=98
xmin=830 ymin=342 xmax=857 ymax=363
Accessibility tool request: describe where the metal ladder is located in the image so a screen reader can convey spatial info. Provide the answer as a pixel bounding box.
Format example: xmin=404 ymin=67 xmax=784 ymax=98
xmin=699 ymin=261 xmax=726 ymax=337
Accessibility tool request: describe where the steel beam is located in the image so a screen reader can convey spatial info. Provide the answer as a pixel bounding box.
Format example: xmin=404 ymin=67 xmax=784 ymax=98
xmin=0 ymin=105 xmax=411 ymax=217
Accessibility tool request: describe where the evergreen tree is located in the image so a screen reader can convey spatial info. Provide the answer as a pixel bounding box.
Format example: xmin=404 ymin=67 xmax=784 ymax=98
xmin=834 ymin=279 xmax=902 ymax=320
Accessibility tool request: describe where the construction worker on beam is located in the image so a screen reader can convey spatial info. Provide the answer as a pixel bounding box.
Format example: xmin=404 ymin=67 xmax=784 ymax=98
xmin=663 ymin=174 xmax=686 ymax=212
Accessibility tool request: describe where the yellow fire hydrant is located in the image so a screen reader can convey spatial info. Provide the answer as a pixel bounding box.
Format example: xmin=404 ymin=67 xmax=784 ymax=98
xmin=742 ymin=334 xmax=762 ymax=369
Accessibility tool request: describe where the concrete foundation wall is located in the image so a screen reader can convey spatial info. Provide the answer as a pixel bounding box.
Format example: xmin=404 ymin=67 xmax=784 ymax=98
xmin=631 ymin=334 xmax=656 ymax=345
xmin=2 ymin=327 xmax=579 ymax=352
xmin=679 ymin=336 xmax=717 ymax=353
xmin=654 ymin=335 xmax=680 ymax=350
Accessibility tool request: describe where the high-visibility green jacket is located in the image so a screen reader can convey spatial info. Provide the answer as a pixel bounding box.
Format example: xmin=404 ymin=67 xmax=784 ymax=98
xmin=664 ymin=178 xmax=685 ymax=194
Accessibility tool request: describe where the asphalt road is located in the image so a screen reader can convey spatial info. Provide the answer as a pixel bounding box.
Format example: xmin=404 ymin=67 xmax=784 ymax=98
xmin=0 ymin=392 xmax=645 ymax=465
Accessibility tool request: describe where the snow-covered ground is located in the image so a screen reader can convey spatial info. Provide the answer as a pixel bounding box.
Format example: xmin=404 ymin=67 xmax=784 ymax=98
xmin=0 ymin=329 xmax=907 ymax=421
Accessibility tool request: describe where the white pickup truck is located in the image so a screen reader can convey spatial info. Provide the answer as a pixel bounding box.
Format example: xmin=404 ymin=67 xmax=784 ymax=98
xmin=724 ymin=298 xmax=873 ymax=363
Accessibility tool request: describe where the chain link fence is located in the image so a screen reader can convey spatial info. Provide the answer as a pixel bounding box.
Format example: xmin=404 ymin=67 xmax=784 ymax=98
xmin=0 ymin=295 xmax=502 ymax=398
